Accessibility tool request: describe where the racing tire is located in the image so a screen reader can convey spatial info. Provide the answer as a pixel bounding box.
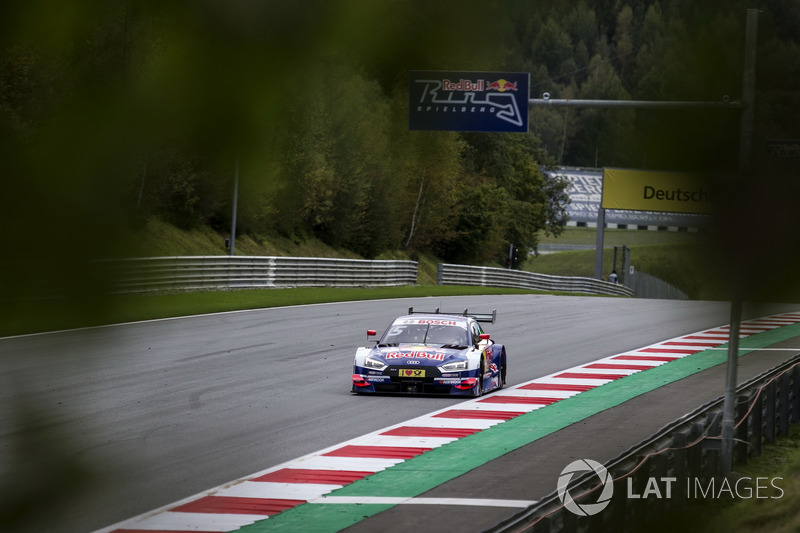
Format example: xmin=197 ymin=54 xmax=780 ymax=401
xmin=473 ymin=360 xmax=485 ymax=397
xmin=498 ymin=351 xmax=507 ymax=390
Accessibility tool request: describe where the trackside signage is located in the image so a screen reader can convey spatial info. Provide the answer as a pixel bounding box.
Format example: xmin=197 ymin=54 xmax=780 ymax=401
xmin=601 ymin=168 xmax=717 ymax=214
xmin=409 ymin=70 xmax=530 ymax=133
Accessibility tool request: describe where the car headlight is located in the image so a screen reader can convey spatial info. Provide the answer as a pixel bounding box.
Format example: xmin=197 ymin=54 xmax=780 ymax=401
xmin=364 ymin=356 xmax=387 ymax=370
xmin=440 ymin=360 xmax=468 ymax=371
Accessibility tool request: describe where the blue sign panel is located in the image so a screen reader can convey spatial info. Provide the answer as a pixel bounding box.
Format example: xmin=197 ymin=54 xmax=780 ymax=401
xmin=409 ymin=70 xmax=530 ymax=133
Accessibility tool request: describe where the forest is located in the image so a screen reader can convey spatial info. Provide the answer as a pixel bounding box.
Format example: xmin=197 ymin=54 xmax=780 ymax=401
xmin=1 ymin=1 xmax=798 ymax=282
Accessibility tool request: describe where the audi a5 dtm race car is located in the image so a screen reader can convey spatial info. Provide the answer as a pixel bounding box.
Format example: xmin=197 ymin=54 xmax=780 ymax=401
xmin=351 ymin=308 xmax=507 ymax=396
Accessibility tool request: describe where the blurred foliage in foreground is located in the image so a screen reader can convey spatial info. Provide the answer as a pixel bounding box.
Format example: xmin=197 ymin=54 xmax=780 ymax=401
xmin=1 ymin=0 xmax=799 ymax=323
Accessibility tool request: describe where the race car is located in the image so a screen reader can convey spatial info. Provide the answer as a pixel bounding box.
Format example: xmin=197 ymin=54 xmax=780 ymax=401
xmin=351 ymin=307 xmax=507 ymax=396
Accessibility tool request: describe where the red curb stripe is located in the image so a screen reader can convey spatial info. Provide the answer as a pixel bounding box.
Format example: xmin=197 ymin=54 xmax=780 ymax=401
xmin=252 ymin=468 xmax=373 ymax=484
xmin=519 ymin=383 xmax=596 ymax=392
xmin=704 ymin=329 xmax=738 ymax=335
xmin=477 ymin=396 xmax=560 ymax=405
xmin=663 ymin=341 xmax=722 ymax=347
xmin=380 ymin=426 xmax=481 ymax=438
xmin=554 ymin=372 xmax=628 ymax=380
xmin=584 ymin=363 xmax=655 ymax=371
xmin=433 ymin=409 xmax=524 ymax=420
xmin=613 ymin=355 xmax=680 ymax=362
xmin=171 ymin=496 xmax=303 ymax=515
xmin=323 ymin=445 xmax=431 ymax=459
xmin=113 ymin=530 xmax=224 ymax=533
xmin=721 ymin=325 xmax=771 ymax=331
xmin=638 ymin=347 xmax=699 ymax=355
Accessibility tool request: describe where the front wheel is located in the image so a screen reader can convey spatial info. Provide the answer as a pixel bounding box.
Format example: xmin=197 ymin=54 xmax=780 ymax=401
xmin=473 ymin=360 xmax=485 ymax=397
xmin=498 ymin=351 xmax=507 ymax=389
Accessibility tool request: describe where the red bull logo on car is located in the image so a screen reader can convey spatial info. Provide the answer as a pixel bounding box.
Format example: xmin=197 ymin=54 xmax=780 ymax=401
xmin=385 ymin=351 xmax=447 ymax=361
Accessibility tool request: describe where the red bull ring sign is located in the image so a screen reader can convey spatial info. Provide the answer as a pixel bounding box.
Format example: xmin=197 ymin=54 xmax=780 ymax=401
xmin=409 ymin=70 xmax=530 ymax=133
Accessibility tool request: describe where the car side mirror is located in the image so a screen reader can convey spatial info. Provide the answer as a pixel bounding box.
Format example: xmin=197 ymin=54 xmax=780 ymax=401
xmin=367 ymin=330 xmax=377 ymax=342
xmin=475 ymin=333 xmax=490 ymax=347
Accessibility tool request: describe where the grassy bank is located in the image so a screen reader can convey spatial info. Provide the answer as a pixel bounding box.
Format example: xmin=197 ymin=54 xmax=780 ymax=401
xmin=527 ymin=228 xmax=720 ymax=299
xmin=657 ymin=422 xmax=800 ymax=533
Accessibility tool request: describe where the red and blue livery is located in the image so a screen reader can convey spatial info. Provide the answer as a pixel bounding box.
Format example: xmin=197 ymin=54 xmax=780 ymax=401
xmin=352 ymin=308 xmax=507 ymax=396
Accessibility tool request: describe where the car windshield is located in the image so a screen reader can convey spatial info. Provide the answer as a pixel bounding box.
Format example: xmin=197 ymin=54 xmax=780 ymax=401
xmin=380 ymin=323 xmax=468 ymax=347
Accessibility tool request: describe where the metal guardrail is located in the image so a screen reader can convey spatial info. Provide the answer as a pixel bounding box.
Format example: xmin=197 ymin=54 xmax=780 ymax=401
xmin=101 ymin=257 xmax=635 ymax=296
xmin=437 ymin=263 xmax=634 ymax=297
xmin=488 ymin=353 xmax=800 ymax=533
xmin=103 ymin=256 xmax=419 ymax=292
xmin=627 ymin=271 xmax=689 ymax=300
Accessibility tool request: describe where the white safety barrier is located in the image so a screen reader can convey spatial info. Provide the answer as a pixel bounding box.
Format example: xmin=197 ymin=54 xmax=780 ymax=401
xmin=102 ymin=256 xmax=419 ymax=292
xmin=437 ymin=263 xmax=633 ymax=297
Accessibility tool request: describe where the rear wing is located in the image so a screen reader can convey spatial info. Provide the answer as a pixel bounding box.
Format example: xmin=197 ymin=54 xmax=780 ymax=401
xmin=407 ymin=307 xmax=496 ymax=324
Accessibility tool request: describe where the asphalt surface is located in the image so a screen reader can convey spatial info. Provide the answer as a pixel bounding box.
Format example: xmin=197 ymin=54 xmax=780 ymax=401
xmin=0 ymin=295 xmax=796 ymax=532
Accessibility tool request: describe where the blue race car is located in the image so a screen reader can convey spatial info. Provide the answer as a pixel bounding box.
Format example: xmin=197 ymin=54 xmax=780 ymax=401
xmin=352 ymin=308 xmax=507 ymax=396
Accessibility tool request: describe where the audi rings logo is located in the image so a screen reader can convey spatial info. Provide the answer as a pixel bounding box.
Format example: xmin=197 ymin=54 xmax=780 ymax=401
xmin=557 ymin=459 xmax=614 ymax=516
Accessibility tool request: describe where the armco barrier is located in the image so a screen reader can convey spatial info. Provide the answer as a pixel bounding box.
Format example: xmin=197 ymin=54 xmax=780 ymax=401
xmin=487 ymin=353 xmax=800 ymax=533
xmin=437 ymin=263 xmax=633 ymax=297
xmin=103 ymin=256 xmax=418 ymax=292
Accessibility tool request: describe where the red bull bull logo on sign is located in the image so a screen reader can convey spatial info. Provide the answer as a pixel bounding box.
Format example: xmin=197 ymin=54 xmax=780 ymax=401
xmin=487 ymin=79 xmax=518 ymax=92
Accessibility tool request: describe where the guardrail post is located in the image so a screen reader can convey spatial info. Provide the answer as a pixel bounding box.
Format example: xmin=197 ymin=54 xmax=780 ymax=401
xmin=531 ymin=514 xmax=551 ymax=533
xmin=561 ymin=505 xmax=577 ymax=533
xmin=735 ymin=394 xmax=750 ymax=465
xmin=687 ymin=422 xmax=705 ymax=478
xmin=792 ymin=365 xmax=800 ymax=424
xmin=671 ymin=432 xmax=688 ymax=508
xmin=631 ymin=456 xmax=649 ymax=531
xmin=606 ymin=472 xmax=628 ymax=532
xmin=765 ymin=381 xmax=776 ymax=443
xmin=750 ymin=390 xmax=763 ymax=457
xmin=651 ymin=453 xmax=668 ymax=518
xmin=779 ymin=372 xmax=790 ymax=437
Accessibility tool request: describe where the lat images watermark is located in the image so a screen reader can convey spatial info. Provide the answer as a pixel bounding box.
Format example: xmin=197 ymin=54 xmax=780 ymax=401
xmin=557 ymin=458 xmax=785 ymax=517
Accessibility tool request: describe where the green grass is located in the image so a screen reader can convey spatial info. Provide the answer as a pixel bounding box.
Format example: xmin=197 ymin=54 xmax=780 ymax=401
xmin=524 ymin=243 xmax=726 ymax=300
xmin=653 ymin=423 xmax=800 ymax=533
xmin=537 ymin=227 xmax=707 ymax=247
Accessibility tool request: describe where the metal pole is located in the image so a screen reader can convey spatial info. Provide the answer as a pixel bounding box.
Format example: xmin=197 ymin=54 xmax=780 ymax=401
xmin=229 ymin=155 xmax=239 ymax=256
xmin=721 ymin=8 xmax=758 ymax=475
xmin=528 ymin=98 xmax=744 ymax=109
xmin=594 ymin=208 xmax=605 ymax=279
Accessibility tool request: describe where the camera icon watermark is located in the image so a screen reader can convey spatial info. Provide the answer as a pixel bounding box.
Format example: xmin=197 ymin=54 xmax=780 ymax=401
xmin=556 ymin=459 xmax=614 ymax=516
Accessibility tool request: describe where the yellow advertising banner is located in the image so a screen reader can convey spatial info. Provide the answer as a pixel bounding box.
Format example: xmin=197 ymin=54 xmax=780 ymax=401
xmin=601 ymin=168 xmax=716 ymax=214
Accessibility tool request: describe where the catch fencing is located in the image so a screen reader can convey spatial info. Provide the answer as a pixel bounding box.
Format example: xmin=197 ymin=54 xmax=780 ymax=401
xmin=626 ymin=271 xmax=689 ymax=300
xmin=437 ymin=263 xmax=633 ymax=297
xmin=104 ymin=256 xmax=419 ymax=292
xmin=487 ymin=353 xmax=800 ymax=533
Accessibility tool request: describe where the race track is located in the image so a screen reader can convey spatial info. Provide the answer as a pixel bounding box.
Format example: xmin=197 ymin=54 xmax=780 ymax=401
xmin=1 ymin=294 xmax=794 ymax=532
